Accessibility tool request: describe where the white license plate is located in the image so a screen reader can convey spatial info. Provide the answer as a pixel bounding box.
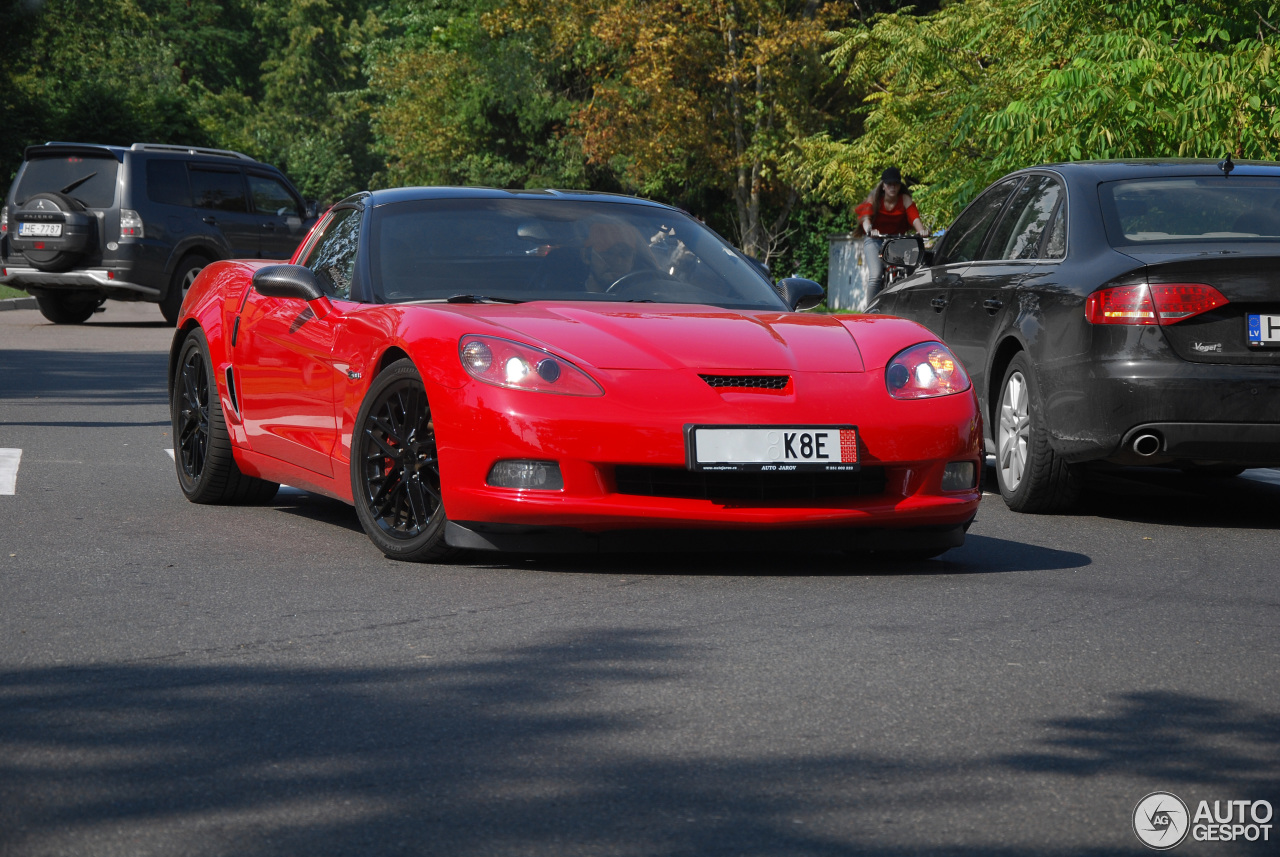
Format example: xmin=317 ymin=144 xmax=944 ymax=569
xmin=18 ymin=222 xmax=62 ymax=237
xmin=688 ymin=425 xmax=859 ymax=472
xmin=1247 ymin=314 xmax=1280 ymax=346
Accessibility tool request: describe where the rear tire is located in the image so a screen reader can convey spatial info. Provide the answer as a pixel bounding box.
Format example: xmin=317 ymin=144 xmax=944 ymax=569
xmin=161 ymin=254 xmax=213 ymax=325
xmin=351 ymin=359 xmax=457 ymax=562
xmin=34 ymin=291 xmax=102 ymax=324
xmin=994 ymin=352 xmax=1082 ymax=513
xmin=172 ymin=328 xmax=279 ymax=504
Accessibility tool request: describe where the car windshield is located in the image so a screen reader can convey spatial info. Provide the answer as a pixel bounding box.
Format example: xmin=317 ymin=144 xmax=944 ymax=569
xmin=15 ymin=155 xmax=120 ymax=208
xmin=1099 ymin=176 xmax=1280 ymax=244
xmin=368 ymin=198 xmax=786 ymax=310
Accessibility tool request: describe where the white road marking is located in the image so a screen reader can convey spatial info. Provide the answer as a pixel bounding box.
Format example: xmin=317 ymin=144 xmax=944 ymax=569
xmin=1242 ymin=468 xmax=1280 ymax=487
xmin=0 ymin=449 xmax=20 ymax=495
xmin=166 ymin=448 xmax=174 ymax=461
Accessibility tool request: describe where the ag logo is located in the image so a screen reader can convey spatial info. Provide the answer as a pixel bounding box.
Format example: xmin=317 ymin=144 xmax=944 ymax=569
xmin=1134 ymin=791 xmax=1190 ymax=849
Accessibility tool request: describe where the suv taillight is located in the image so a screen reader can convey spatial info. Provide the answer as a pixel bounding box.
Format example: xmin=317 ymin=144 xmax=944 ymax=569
xmin=120 ymin=209 xmax=144 ymax=240
xmin=1 ymin=206 xmax=7 ymax=236
xmin=1085 ymin=283 xmax=1228 ymax=326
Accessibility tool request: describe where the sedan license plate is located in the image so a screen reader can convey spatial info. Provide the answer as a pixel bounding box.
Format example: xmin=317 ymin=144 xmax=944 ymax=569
xmin=18 ymin=221 xmax=63 ymax=238
xmin=1247 ymin=314 xmax=1280 ymax=347
xmin=687 ymin=425 xmax=859 ymax=472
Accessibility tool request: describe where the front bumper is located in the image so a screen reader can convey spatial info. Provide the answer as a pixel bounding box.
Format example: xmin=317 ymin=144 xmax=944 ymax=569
xmin=0 ymin=263 xmax=159 ymax=297
xmin=426 ymin=369 xmax=984 ymax=533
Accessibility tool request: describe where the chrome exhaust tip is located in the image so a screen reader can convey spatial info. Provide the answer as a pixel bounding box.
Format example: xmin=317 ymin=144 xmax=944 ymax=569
xmin=1133 ymin=433 xmax=1162 ymax=457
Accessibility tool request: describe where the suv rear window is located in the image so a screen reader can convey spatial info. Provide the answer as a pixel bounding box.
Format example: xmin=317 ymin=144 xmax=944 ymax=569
xmin=1100 ymin=176 xmax=1280 ymax=243
xmin=15 ymin=155 xmax=119 ymax=208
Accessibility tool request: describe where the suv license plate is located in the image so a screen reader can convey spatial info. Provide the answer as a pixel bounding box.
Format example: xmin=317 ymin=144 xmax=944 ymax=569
xmin=18 ymin=222 xmax=62 ymax=237
xmin=1247 ymin=314 xmax=1280 ymax=346
xmin=688 ymin=425 xmax=859 ymax=472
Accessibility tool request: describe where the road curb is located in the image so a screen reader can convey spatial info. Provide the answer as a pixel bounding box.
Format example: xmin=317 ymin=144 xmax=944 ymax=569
xmin=0 ymin=296 xmax=37 ymax=311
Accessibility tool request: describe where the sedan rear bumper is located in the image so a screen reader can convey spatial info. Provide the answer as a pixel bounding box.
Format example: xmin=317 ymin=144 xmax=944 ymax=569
xmin=1117 ymin=422 xmax=1280 ymax=466
xmin=1044 ymin=356 xmax=1280 ymax=465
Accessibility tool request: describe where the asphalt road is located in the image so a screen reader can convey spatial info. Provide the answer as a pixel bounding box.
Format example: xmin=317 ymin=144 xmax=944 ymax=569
xmin=1 ymin=302 xmax=1277 ymax=857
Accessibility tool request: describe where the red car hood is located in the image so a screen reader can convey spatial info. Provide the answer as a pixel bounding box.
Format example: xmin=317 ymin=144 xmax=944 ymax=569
xmin=434 ymin=302 xmax=866 ymax=372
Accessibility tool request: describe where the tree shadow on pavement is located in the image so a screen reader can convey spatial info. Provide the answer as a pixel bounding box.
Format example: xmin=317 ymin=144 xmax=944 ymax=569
xmin=0 ymin=350 xmax=168 ymax=405
xmin=1 ymin=633 xmax=1274 ymax=856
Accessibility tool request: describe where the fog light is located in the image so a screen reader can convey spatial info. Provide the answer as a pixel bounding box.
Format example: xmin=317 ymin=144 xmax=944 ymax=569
xmin=487 ymin=460 xmax=564 ymax=490
xmin=941 ymin=461 xmax=976 ymax=491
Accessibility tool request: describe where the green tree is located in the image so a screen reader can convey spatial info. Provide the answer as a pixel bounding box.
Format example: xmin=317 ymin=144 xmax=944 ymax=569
xmin=368 ymin=0 xmax=599 ymax=191
xmin=798 ymin=0 xmax=1280 ymax=223
xmin=0 ymin=0 xmax=206 ymax=183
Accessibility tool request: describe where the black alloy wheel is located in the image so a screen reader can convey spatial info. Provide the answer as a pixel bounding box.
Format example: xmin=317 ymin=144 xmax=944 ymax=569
xmin=171 ymin=329 xmax=279 ymax=504
xmin=994 ymin=352 xmax=1082 ymax=513
xmin=351 ymin=359 xmax=455 ymax=562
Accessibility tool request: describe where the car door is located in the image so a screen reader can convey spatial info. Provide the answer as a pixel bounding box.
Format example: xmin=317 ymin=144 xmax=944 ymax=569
xmin=247 ymin=171 xmax=309 ymax=260
xmin=885 ymin=178 xmax=1022 ymax=338
xmin=188 ymin=165 xmax=260 ymax=259
xmin=235 ymin=207 xmax=361 ymax=476
xmin=944 ymin=175 xmax=1065 ymax=402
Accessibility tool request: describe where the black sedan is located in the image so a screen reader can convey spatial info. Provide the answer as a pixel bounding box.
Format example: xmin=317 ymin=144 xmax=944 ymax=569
xmin=870 ymin=159 xmax=1280 ymax=512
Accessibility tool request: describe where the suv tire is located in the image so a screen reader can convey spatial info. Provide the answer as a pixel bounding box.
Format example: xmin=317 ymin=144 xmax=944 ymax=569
xmin=33 ymin=291 xmax=103 ymax=325
xmin=161 ymin=253 xmax=213 ymax=325
xmin=13 ymin=192 xmax=94 ymax=272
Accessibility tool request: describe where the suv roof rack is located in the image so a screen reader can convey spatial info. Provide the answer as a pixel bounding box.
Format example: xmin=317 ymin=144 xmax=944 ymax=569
xmin=130 ymin=143 xmax=256 ymax=161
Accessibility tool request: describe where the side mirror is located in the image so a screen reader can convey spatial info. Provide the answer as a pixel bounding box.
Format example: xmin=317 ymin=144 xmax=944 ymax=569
xmin=881 ymin=236 xmax=923 ymax=268
xmin=253 ymin=264 xmax=334 ymax=319
xmin=776 ymin=277 xmax=825 ymax=311
xmin=253 ymin=264 xmax=323 ymax=300
xmin=305 ymin=199 xmax=322 ymax=219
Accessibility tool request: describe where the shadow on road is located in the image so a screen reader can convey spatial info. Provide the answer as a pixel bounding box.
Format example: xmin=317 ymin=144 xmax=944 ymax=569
xmin=0 ymin=636 xmax=1274 ymax=855
xmin=983 ymin=463 xmax=1280 ymax=531
xmin=0 ymin=349 xmax=168 ymax=405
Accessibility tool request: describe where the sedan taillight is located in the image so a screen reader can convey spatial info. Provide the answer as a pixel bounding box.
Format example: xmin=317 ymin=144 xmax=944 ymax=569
xmin=1085 ymin=283 xmax=1228 ymax=326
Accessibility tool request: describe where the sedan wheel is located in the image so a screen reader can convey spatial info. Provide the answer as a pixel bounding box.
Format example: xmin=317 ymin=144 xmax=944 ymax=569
xmin=997 ymin=370 xmax=1031 ymax=492
xmin=172 ymin=329 xmax=279 ymax=504
xmin=351 ymin=359 xmax=456 ymax=562
xmin=993 ymin=353 xmax=1082 ymax=513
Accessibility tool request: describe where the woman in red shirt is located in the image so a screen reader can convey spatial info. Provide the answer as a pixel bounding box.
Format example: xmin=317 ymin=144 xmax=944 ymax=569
xmin=855 ymin=167 xmax=930 ymax=302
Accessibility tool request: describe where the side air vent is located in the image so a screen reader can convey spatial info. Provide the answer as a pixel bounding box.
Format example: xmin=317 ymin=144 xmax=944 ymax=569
xmin=699 ymin=374 xmax=790 ymax=390
xmin=224 ymin=366 xmax=240 ymax=417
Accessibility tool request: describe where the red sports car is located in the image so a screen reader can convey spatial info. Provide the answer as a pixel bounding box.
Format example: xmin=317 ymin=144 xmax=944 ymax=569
xmin=169 ymin=188 xmax=982 ymax=561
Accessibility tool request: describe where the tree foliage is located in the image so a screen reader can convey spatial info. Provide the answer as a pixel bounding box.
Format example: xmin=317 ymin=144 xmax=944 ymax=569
xmin=576 ymin=0 xmax=857 ymax=260
xmin=799 ymin=0 xmax=1280 ymax=223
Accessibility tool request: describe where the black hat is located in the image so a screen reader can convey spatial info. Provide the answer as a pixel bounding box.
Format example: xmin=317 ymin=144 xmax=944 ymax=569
xmin=880 ymin=167 xmax=902 ymax=185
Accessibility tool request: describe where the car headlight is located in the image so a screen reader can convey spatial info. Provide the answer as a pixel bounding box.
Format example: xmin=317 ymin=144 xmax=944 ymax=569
xmin=885 ymin=341 xmax=971 ymax=399
xmin=459 ymin=335 xmax=604 ymax=396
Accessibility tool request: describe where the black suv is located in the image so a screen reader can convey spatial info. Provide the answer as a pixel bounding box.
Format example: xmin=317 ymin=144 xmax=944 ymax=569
xmin=1 ymin=142 xmax=316 ymax=324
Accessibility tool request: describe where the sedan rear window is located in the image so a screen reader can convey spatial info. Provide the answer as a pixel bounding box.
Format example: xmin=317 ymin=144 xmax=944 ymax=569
xmin=1100 ymin=176 xmax=1280 ymax=244
xmin=15 ymin=155 xmax=120 ymax=208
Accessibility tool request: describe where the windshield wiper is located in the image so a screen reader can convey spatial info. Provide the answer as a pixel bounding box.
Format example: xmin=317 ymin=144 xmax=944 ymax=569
xmin=59 ymin=172 xmax=98 ymax=195
xmin=445 ymin=294 xmax=525 ymax=304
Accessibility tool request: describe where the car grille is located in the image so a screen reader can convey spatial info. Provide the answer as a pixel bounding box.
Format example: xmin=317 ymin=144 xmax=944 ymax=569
xmin=614 ymin=465 xmax=887 ymax=501
xmin=699 ymin=374 xmax=789 ymax=389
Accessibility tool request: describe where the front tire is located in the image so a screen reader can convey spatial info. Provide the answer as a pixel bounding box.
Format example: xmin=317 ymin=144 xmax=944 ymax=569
xmin=351 ymin=359 xmax=456 ymax=562
xmin=161 ymin=254 xmax=212 ymax=325
xmin=172 ymin=329 xmax=279 ymax=504
xmin=994 ymin=352 xmax=1082 ymax=512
